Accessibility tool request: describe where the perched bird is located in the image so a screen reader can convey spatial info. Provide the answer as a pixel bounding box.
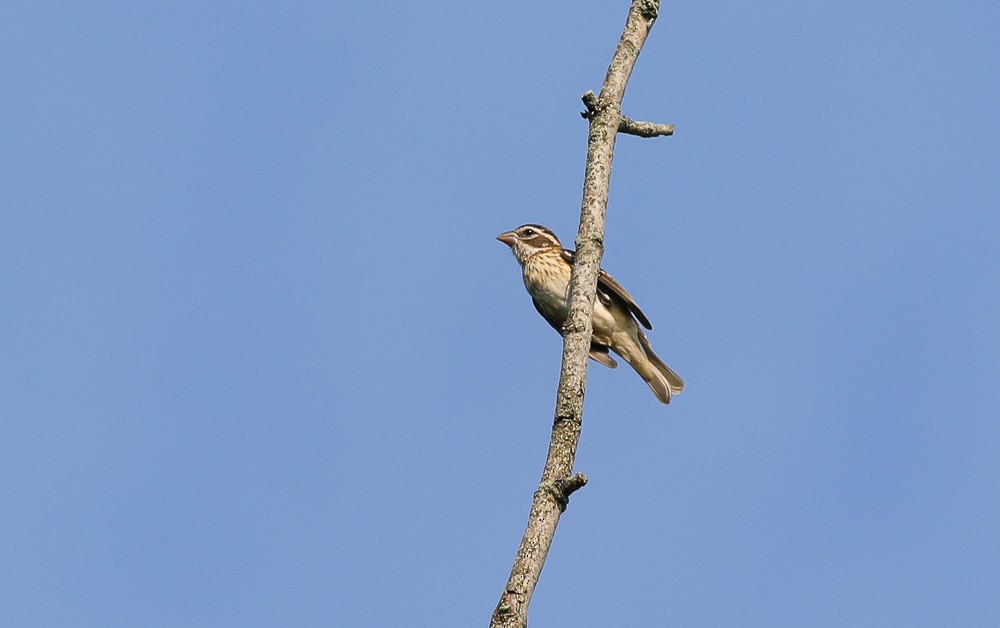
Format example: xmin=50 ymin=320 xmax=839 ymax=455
xmin=497 ymin=224 xmax=684 ymax=404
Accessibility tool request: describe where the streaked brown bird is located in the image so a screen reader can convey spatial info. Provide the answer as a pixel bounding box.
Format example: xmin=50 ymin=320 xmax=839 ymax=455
xmin=497 ymin=224 xmax=684 ymax=404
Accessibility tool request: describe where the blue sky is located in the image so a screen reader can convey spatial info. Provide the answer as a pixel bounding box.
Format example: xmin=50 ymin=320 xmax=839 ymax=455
xmin=2 ymin=1 xmax=998 ymax=626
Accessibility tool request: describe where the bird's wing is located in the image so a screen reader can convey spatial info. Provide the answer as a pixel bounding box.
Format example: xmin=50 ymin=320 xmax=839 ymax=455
xmin=531 ymin=296 xmax=564 ymax=333
xmin=560 ymin=248 xmax=653 ymax=330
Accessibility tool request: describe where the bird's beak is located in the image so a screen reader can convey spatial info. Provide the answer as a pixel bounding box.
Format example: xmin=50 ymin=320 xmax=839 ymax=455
xmin=496 ymin=230 xmax=518 ymax=247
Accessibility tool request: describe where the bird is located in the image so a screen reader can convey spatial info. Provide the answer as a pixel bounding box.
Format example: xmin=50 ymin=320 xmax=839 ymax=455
xmin=497 ymin=224 xmax=684 ymax=404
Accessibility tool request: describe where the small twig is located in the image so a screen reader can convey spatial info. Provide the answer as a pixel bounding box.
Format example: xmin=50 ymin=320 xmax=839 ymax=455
xmin=619 ymin=116 xmax=674 ymax=138
xmin=581 ymin=91 xmax=674 ymax=138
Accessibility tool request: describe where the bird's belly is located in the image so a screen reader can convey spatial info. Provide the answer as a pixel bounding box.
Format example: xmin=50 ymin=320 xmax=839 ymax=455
xmin=524 ymin=271 xmax=571 ymax=319
xmin=525 ymin=270 xmax=619 ymax=343
xmin=591 ymin=301 xmax=618 ymax=344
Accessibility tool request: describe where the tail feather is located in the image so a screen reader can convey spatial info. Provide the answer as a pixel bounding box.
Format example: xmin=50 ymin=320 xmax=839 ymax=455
xmin=629 ymin=334 xmax=684 ymax=405
xmin=644 ymin=369 xmax=673 ymax=405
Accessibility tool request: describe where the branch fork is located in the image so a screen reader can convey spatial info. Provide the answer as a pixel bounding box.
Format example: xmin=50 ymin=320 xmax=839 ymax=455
xmin=581 ymin=91 xmax=674 ymax=138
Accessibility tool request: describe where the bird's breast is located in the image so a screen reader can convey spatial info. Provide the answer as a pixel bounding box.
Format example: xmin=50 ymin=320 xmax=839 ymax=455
xmin=522 ymin=260 xmax=570 ymax=317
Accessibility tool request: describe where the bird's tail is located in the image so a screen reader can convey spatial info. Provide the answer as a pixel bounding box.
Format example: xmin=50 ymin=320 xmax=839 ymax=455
xmin=632 ymin=333 xmax=684 ymax=405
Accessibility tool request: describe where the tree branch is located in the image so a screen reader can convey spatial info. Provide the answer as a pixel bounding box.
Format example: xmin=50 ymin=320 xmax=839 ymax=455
xmin=490 ymin=2 xmax=664 ymax=626
xmin=581 ymin=91 xmax=674 ymax=138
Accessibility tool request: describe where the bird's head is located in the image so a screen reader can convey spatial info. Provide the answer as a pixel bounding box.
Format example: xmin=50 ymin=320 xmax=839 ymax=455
xmin=496 ymin=224 xmax=562 ymax=264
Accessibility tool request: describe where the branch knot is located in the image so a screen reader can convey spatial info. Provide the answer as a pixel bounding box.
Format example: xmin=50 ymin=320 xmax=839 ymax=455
xmin=538 ymin=473 xmax=589 ymax=512
xmin=580 ymin=90 xmax=604 ymax=118
xmin=638 ymin=0 xmax=659 ymax=21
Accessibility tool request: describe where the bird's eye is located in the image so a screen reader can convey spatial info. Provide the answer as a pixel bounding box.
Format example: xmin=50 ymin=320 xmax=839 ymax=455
xmin=522 ymin=228 xmax=535 ymax=237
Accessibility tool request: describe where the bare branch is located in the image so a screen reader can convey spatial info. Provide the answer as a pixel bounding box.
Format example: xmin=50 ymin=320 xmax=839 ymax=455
xmin=490 ymin=2 xmax=664 ymax=626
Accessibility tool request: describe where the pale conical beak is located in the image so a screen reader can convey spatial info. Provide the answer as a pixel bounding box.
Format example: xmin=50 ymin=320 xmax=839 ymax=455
xmin=496 ymin=231 xmax=518 ymax=247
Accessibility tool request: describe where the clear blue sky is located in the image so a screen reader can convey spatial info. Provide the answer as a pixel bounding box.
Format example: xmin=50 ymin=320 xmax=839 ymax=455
xmin=3 ymin=2 xmax=998 ymax=626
